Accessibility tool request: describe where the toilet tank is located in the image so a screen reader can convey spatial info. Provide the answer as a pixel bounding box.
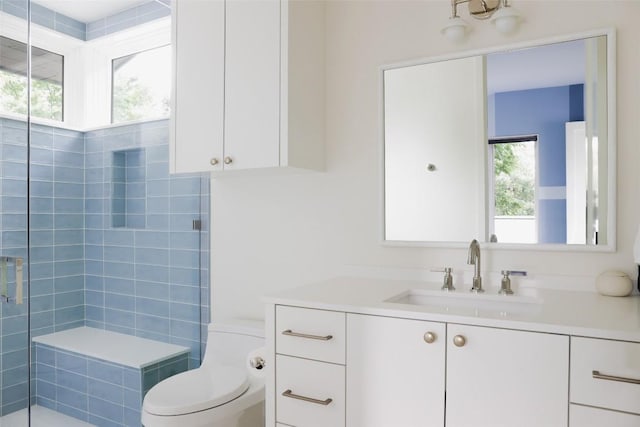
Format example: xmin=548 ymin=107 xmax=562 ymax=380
xmin=203 ymin=319 xmax=264 ymax=368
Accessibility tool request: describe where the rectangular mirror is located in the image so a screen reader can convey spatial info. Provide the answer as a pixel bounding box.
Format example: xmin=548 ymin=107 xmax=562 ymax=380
xmin=383 ymin=29 xmax=615 ymax=250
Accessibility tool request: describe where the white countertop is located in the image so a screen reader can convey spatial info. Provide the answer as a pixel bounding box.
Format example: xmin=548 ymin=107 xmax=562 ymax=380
xmin=264 ymin=277 xmax=640 ymax=342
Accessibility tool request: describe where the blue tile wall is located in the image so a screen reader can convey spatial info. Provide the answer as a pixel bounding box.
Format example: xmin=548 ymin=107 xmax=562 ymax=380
xmin=35 ymin=343 xmax=188 ymax=426
xmin=0 ymin=117 xmax=85 ymax=416
xmin=0 ymin=1 xmax=170 ymax=41
xmin=84 ymin=119 xmax=209 ymax=369
xmin=0 ymin=116 xmax=209 ymax=416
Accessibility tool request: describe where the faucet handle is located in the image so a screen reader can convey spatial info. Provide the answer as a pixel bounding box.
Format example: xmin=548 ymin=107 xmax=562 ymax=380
xmin=504 ymin=270 xmax=527 ymax=277
xmin=432 ymin=267 xmax=455 ymax=291
xmin=499 ymin=270 xmax=526 ymax=295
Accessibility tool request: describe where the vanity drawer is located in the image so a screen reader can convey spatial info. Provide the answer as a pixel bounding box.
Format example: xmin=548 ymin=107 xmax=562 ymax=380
xmin=276 ymin=355 xmax=345 ymax=427
xmin=570 ymin=404 xmax=640 ymax=426
xmin=570 ymin=337 xmax=640 ymax=414
xmin=276 ymin=305 xmax=345 ymax=364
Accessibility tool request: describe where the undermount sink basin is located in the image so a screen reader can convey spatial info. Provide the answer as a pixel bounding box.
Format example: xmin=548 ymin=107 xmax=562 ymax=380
xmin=385 ymin=288 xmax=543 ymax=315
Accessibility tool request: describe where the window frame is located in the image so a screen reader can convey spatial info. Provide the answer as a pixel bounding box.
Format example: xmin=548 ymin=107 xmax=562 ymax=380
xmin=0 ymin=11 xmax=80 ymax=126
xmin=84 ymin=17 xmax=171 ymax=129
xmin=110 ymin=43 xmax=172 ymax=125
xmin=0 ymin=11 xmax=170 ymax=130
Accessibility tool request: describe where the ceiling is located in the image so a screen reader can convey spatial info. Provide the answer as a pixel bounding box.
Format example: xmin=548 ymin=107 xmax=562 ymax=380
xmin=34 ymin=0 xmax=152 ymax=23
xmin=486 ymin=39 xmax=586 ymax=95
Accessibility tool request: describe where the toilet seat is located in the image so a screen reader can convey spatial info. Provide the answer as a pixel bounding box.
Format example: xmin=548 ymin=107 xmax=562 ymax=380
xmin=143 ymin=364 xmax=249 ymax=416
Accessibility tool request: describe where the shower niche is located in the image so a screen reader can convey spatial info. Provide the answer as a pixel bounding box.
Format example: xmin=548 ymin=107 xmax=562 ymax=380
xmin=111 ymin=148 xmax=147 ymax=229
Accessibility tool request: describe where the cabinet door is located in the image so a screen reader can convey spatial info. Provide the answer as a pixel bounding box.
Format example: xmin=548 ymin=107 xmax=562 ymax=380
xmin=225 ymin=0 xmax=281 ymax=170
xmin=346 ymin=314 xmax=446 ymax=427
xmin=171 ymin=0 xmax=225 ymax=173
xmin=446 ymin=324 xmax=569 ymax=427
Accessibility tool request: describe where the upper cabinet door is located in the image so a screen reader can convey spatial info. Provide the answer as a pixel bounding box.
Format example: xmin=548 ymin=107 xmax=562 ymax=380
xmin=224 ymin=0 xmax=281 ymax=170
xmin=171 ymin=0 xmax=225 ymax=173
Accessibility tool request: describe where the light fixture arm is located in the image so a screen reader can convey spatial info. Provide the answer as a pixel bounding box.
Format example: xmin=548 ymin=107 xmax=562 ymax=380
xmin=451 ymin=0 xmax=501 ymax=20
xmin=450 ymin=0 xmax=469 ymax=18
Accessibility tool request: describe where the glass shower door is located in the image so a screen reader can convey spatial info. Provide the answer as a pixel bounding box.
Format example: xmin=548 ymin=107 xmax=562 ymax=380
xmin=0 ymin=0 xmax=32 ymax=424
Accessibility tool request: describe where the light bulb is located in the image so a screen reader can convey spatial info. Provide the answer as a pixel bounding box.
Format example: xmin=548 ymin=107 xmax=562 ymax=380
xmin=491 ymin=6 xmax=521 ymax=34
xmin=441 ymin=16 xmax=469 ymax=42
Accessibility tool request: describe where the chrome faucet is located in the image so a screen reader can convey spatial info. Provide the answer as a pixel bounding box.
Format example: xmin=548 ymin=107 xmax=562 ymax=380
xmin=467 ymin=239 xmax=483 ymax=293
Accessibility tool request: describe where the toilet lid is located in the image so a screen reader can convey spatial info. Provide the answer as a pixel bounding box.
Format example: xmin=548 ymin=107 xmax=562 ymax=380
xmin=143 ymin=364 xmax=250 ymax=416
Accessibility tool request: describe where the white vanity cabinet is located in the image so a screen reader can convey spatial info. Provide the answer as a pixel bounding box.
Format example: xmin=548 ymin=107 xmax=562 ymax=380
xmin=171 ymin=0 xmax=324 ymax=174
xmin=274 ymin=306 xmax=346 ymax=427
xmin=269 ymin=306 xmax=570 ymax=427
xmin=569 ymin=336 xmax=640 ymax=425
xmin=446 ymin=324 xmax=569 ymax=427
xmin=346 ymin=314 xmax=446 ymax=426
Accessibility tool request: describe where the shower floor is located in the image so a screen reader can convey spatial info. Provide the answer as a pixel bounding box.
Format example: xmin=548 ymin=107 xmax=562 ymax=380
xmin=1 ymin=406 xmax=93 ymax=427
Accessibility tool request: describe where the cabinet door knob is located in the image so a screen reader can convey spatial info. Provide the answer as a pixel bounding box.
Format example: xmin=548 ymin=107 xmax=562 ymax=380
xmin=210 ymin=158 xmax=219 ymax=166
xmin=453 ymin=335 xmax=466 ymax=347
xmin=423 ymin=332 xmax=437 ymax=344
xmin=224 ymin=156 xmax=233 ymax=165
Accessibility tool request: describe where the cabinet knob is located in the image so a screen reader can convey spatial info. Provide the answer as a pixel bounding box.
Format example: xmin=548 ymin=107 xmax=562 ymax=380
xmin=423 ymin=331 xmax=437 ymax=344
xmin=453 ymin=335 xmax=466 ymax=347
xmin=210 ymin=158 xmax=219 ymax=166
xmin=224 ymin=156 xmax=233 ymax=165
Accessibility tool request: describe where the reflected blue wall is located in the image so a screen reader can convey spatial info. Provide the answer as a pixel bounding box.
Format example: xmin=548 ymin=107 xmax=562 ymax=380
xmin=491 ymin=84 xmax=584 ymax=244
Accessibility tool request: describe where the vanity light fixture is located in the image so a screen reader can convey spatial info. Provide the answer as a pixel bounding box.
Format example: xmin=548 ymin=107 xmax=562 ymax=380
xmin=442 ymin=0 xmax=522 ymax=42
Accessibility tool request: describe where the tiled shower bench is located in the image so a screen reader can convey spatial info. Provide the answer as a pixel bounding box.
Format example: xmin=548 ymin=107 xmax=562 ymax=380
xmin=33 ymin=327 xmax=190 ymax=427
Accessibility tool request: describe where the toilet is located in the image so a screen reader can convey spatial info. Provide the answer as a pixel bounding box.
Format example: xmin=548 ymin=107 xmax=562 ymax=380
xmin=141 ymin=320 xmax=265 ymax=427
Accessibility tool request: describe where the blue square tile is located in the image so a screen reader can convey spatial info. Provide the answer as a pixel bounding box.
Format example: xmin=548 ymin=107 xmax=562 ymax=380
xmin=135 ymin=264 xmax=168 ymax=283
xmin=105 ymin=309 xmax=135 ymax=329
xmin=136 ymin=298 xmax=169 ymax=317
xmin=88 ymin=359 xmax=124 ymax=386
xmin=123 ymin=368 xmax=141 ymax=391
xmin=2 ymin=364 xmax=28 ymax=388
xmin=103 ymin=262 xmax=134 ymax=279
xmin=88 ymin=396 xmax=123 ymax=423
xmin=1 ymin=382 xmax=27 ymax=407
xmin=37 ymin=380 xmax=56 ymax=402
xmin=105 ymin=293 xmax=134 ymax=312
xmin=136 ymin=314 xmax=170 ymax=335
xmin=56 ymin=351 xmax=87 ymax=375
xmin=57 ymin=385 xmax=87 ymax=411
xmin=56 ymin=369 xmax=87 ymax=393
xmin=88 ymin=378 xmax=124 ymax=405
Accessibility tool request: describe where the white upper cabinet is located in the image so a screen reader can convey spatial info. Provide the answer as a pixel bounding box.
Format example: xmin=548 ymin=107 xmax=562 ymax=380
xmin=171 ymin=0 xmax=325 ymax=174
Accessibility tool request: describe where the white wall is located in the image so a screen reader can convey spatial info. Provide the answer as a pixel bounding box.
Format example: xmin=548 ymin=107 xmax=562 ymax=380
xmin=211 ymin=0 xmax=640 ymax=320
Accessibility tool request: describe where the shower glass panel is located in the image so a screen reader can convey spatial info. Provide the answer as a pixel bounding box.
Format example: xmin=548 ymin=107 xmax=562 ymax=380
xmin=0 ymin=0 xmax=31 ymax=425
xmin=6 ymin=1 xmax=209 ymax=425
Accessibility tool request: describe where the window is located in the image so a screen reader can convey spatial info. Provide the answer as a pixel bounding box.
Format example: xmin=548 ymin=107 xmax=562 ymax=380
xmin=488 ymin=136 xmax=537 ymax=244
xmin=112 ymin=44 xmax=171 ymax=123
xmin=0 ymin=36 xmax=64 ymax=121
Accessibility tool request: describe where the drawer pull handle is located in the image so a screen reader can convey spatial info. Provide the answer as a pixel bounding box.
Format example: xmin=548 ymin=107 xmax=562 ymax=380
xmin=592 ymin=370 xmax=640 ymax=385
xmin=282 ymin=329 xmax=333 ymax=341
xmin=282 ymin=389 xmax=333 ymax=406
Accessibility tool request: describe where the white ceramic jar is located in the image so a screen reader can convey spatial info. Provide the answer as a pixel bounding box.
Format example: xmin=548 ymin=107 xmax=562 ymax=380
xmin=595 ymin=271 xmax=633 ymax=297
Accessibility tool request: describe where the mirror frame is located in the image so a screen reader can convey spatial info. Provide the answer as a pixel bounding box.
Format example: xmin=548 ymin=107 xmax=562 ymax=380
xmin=380 ymin=28 xmax=616 ymax=252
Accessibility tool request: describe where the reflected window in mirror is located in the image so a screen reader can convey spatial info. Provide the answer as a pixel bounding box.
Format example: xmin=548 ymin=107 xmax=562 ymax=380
xmin=488 ymin=136 xmax=537 ymax=244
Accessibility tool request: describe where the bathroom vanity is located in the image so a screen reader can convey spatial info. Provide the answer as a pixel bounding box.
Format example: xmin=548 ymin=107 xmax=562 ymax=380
xmin=264 ymin=277 xmax=640 ymax=427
